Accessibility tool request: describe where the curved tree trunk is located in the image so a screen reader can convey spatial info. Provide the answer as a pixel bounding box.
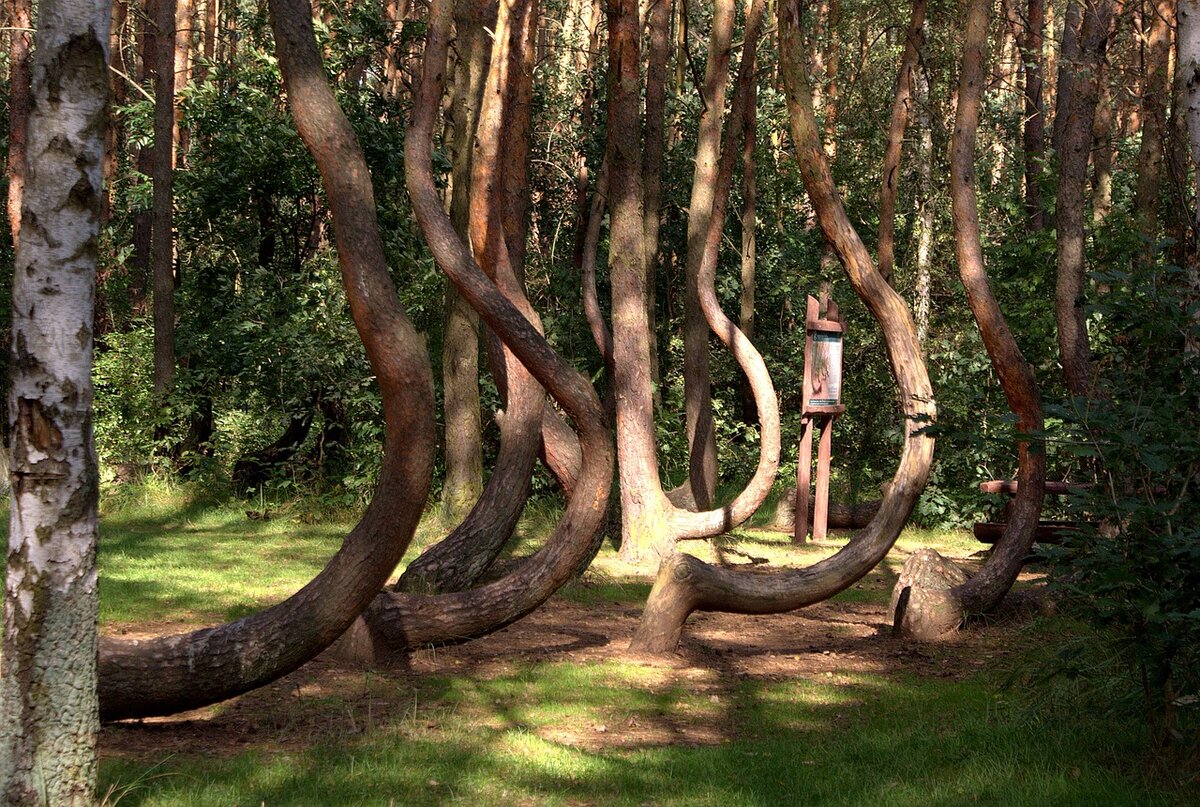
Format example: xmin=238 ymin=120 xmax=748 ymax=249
xmin=906 ymin=0 xmax=1046 ymax=640
xmin=96 ymin=0 xmax=438 ymax=720
xmin=359 ymin=0 xmax=613 ymax=656
xmin=1056 ymin=0 xmax=1114 ymax=397
xmin=231 ymin=408 xmax=314 ymax=494
xmin=613 ymin=0 xmax=781 ymax=564
xmin=877 ymin=0 xmax=927 ymax=285
xmin=398 ymin=0 xmax=547 ymax=594
xmin=1 ymin=1 xmax=108 ymax=798
xmin=630 ymin=0 xmax=936 ymax=655
xmin=682 ymin=0 xmax=735 ymax=510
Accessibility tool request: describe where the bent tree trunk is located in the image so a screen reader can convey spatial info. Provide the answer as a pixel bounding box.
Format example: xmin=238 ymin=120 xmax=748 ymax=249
xmin=0 ymin=1 xmax=108 ymax=799
xmin=898 ymin=0 xmax=1047 ymax=641
xmin=356 ymin=0 xmax=613 ymax=655
xmin=630 ymin=0 xmax=936 ymax=655
xmin=397 ymin=0 xmax=547 ymax=594
xmin=612 ymin=0 xmax=781 ymax=565
xmin=96 ymin=0 xmax=438 ymax=720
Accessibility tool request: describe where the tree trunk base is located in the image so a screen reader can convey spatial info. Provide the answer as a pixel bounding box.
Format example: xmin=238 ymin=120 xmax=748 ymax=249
xmin=890 ymin=548 xmax=970 ymax=641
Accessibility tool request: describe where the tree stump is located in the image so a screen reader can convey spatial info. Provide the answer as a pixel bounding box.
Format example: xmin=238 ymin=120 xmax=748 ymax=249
xmin=890 ymin=548 xmax=970 ymax=641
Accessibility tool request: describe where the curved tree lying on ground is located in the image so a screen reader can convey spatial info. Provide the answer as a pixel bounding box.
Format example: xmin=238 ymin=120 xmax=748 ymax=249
xmin=95 ymin=0 xmax=439 ymax=721
xmin=347 ymin=0 xmax=614 ymax=657
xmin=630 ymin=0 xmax=937 ymax=654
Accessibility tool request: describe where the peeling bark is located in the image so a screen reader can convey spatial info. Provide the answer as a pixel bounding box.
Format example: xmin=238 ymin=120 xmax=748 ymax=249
xmin=1 ymin=1 xmax=109 ymax=800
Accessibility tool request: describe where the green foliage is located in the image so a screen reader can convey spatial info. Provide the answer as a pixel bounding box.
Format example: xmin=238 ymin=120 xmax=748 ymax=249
xmin=1044 ymin=255 xmax=1200 ymax=753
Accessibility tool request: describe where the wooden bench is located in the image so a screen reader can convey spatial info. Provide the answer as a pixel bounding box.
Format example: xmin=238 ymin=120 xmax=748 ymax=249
xmin=972 ymin=480 xmax=1085 ymax=545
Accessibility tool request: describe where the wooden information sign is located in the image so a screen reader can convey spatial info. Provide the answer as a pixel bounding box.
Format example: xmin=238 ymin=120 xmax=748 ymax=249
xmin=795 ymin=293 xmax=845 ymax=543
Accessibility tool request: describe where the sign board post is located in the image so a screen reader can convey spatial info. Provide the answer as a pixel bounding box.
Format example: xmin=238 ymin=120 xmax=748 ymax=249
xmin=795 ymin=293 xmax=845 ymax=543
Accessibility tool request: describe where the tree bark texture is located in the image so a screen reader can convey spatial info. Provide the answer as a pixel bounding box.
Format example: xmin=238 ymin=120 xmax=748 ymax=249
xmin=1056 ymin=0 xmax=1114 ymax=397
xmin=1 ymin=0 xmax=109 ymax=800
xmin=400 ymin=0 xmax=547 ymax=594
xmin=366 ymin=0 xmax=613 ymax=654
xmin=682 ymin=0 xmax=735 ymax=510
xmin=947 ymin=0 xmax=1046 ymax=622
xmin=738 ymin=17 xmax=758 ymax=422
xmin=439 ymin=0 xmax=490 ymax=523
xmin=629 ymin=0 xmax=936 ymax=655
xmin=1019 ymin=0 xmax=1047 ymax=231
xmin=877 ymin=0 xmax=926 ymax=284
xmin=611 ymin=0 xmax=780 ymax=564
xmin=4 ymin=0 xmax=31 ymax=249
xmin=913 ymin=50 xmax=935 ymax=346
xmin=1133 ymin=0 xmax=1174 ymax=255
xmin=96 ymin=0 xmax=438 ymax=720
xmin=1052 ymin=0 xmax=1084 ymax=155
xmin=643 ymin=0 xmax=670 ymax=408
xmin=152 ymin=0 xmax=177 ymax=396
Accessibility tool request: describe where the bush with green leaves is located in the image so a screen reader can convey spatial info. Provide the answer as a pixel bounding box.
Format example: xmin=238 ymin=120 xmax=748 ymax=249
xmin=1044 ymin=255 xmax=1200 ymax=753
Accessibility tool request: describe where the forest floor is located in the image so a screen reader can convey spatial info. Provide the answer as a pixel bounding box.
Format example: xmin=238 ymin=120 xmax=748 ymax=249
xmin=55 ymin=489 xmax=1196 ymax=805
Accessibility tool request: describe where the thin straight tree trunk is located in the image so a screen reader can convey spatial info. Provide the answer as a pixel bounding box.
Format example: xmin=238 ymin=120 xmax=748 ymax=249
xmin=914 ymin=50 xmax=935 ymax=345
xmin=1134 ymin=0 xmax=1173 ymax=256
xmin=439 ymin=0 xmax=490 ymax=522
xmin=1020 ymin=0 xmax=1048 ymax=231
xmin=824 ymin=0 xmax=840 ymax=156
xmin=643 ymin=0 xmax=670 ymax=409
xmin=130 ymin=0 xmax=157 ymax=314
xmin=1052 ymin=0 xmax=1084 ymax=155
xmin=1181 ymin=0 xmax=1200 ymax=353
xmin=877 ymin=0 xmax=927 ymax=285
xmin=1092 ymin=36 xmax=1116 ymax=224
xmin=738 ymin=11 xmax=758 ymax=423
xmin=4 ymin=0 xmax=32 ymax=249
xmin=175 ymin=0 xmax=193 ymax=159
xmin=102 ymin=0 xmax=129 ymax=225
xmin=937 ymin=0 xmax=1046 ymax=633
xmin=682 ymin=0 xmax=735 ymax=510
xmin=1056 ymin=0 xmax=1114 ymax=396
xmin=153 ymin=0 xmax=178 ymax=397
xmin=0 ymin=0 xmax=108 ymax=799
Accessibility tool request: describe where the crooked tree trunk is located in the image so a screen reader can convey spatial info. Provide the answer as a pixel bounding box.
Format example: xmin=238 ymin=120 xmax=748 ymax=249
xmin=231 ymin=408 xmax=314 ymax=494
xmin=0 ymin=1 xmax=108 ymax=799
xmin=914 ymin=0 xmax=1045 ymax=641
xmin=439 ymin=0 xmax=490 ymax=522
xmin=1056 ymin=0 xmax=1114 ymax=397
xmin=630 ymin=0 xmax=936 ymax=655
xmin=682 ymin=0 xmax=735 ymax=510
xmin=399 ymin=0 xmax=547 ymax=594
xmin=614 ymin=0 xmax=780 ymax=565
xmin=96 ymin=0 xmax=438 ymax=720
xmin=877 ymin=0 xmax=926 ymax=285
xmin=356 ymin=0 xmax=613 ymax=656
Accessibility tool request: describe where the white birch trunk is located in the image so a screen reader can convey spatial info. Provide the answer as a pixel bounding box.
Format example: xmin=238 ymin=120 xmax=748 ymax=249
xmin=0 ymin=0 xmax=108 ymax=802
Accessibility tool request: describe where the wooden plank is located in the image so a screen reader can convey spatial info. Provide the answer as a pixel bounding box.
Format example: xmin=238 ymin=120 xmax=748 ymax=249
xmin=794 ymin=417 xmax=814 ymax=544
xmin=972 ymin=520 xmax=1083 ymax=544
xmin=813 ymin=415 xmax=833 ymax=541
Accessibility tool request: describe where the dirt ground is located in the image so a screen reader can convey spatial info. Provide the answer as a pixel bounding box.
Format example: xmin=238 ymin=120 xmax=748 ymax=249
xmin=100 ymin=557 xmax=1034 ymax=760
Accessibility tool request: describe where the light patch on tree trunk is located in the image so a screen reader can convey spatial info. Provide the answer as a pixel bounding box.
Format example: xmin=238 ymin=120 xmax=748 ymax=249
xmin=1 ymin=0 xmax=109 ymax=802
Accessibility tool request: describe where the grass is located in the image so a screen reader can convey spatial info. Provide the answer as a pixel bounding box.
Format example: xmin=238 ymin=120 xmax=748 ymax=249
xmin=99 ymin=659 xmax=1178 ymax=806
xmin=5 ymin=482 xmax=1194 ymax=804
